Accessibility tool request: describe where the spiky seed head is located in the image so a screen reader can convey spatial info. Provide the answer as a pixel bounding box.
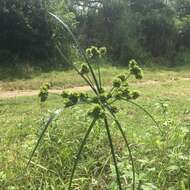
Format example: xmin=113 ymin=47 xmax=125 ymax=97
xmin=135 ymin=70 xmax=143 ymax=79
xmin=86 ymin=48 xmax=93 ymax=58
xmin=131 ymin=91 xmax=140 ymax=99
xmin=39 ymin=90 xmax=48 ymax=102
xmin=113 ymin=78 xmax=122 ymax=88
xmin=114 ymin=89 xmax=123 ymax=99
xmin=123 ymin=81 xmax=129 ymax=87
xmin=130 ymin=65 xmax=143 ymax=79
xmin=80 ymin=64 xmax=89 ymax=75
xmin=99 ymin=88 xmax=105 ymax=94
xmin=79 ymin=92 xmax=88 ymax=101
xmin=61 ymin=91 xmax=69 ymax=98
xmin=44 ymin=82 xmax=51 ymax=89
xmin=117 ymin=74 xmax=126 ymax=82
xmin=88 ymin=105 xmax=105 ymax=119
xmin=129 ymin=59 xmax=143 ymax=79
xmin=65 ymin=92 xmax=79 ymax=107
xmin=99 ymin=47 xmax=107 ymax=56
xmin=38 ymin=83 xmax=51 ymax=102
xmin=129 ymin=59 xmax=137 ymax=68
xmin=91 ymin=46 xmax=100 ymax=58
xmin=68 ymin=93 xmax=79 ymax=104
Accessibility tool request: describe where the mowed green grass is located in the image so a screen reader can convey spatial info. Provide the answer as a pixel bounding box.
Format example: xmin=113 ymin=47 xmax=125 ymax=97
xmin=0 ymin=64 xmax=190 ymax=91
xmin=0 ymin=65 xmax=190 ymax=189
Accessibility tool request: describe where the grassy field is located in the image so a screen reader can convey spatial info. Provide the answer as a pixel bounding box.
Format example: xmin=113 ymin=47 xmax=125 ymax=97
xmin=0 ymin=64 xmax=190 ymax=91
xmin=0 ymin=65 xmax=190 ymax=189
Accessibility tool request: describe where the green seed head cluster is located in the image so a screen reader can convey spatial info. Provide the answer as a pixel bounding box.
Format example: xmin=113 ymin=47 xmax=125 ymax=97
xmin=91 ymin=91 xmax=112 ymax=104
xmin=110 ymin=106 xmax=119 ymax=114
xmin=61 ymin=91 xmax=69 ymax=98
xmin=61 ymin=91 xmax=88 ymax=107
xmin=113 ymin=78 xmax=122 ymax=88
xmin=112 ymin=73 xmax=129 ymax=89
xmin=88 ymin=105 xmax=105 ymax=119
xmin=111 ymin=73 xmax=140 ymax=100
xmin=117 ymin=74 xmax=126 ymax=82
xmin=114 ymin=87 xmax=140 ymax=100
xmin=99 ymin=47 xmax=107 ymax=56
xmin=39 ymin=83 xmax=51 ymax=102
xmin=85 ymin=46 xmax=107 ymax=59
xmin=91 ymin=46 xmax=100 ymax=58
xmin=129 ymin=59 xmax=143 ymax=79
xmin=79 ymin=63 xmax=89 ymax=75
xmin=99 ymin=93 xmax=108 ymax=103
xmin=79 ymin=92 xmax=89 ymax=101
xmin=114 ymin=87 xmax=129 ymax=100
xmin=131 ymin=91 xmax=140 ymax=99
xmin=86 ymin=48 xmax=93 ymax=58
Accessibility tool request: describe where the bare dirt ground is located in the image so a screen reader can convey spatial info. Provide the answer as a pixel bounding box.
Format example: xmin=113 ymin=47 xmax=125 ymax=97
xmin=0 ymin=86 xmax=91 ymax=99
xmin=0 ymin=78 xmax=189 ymax=99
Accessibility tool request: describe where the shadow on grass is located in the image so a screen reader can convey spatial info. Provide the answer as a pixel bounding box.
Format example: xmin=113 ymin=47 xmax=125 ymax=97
xmin=1 ymin=59 xmax=190 ymax=82
xmin=0 ymin=62 xmax=71 ymax=82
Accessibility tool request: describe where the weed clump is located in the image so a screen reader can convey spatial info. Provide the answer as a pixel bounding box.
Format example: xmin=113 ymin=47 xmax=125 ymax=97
xmin=28 ymin=13 xmax=160 ymax=190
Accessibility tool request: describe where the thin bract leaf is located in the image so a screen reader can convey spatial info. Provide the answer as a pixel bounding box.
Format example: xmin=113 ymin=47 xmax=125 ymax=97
xmin=104 ymin=117 xmax=122 ymax=190
xmin=49 ymin=12 xmax=100 ymax=93
xmin=68 ymin=118 xmax=97 ymax=190
xmin=26 ymin=108 xmax=64 ymax=170
xmin=126 ymin=100 xmax=163 ymax=135
xmin=105 ymin=104 xmax=136 ymax=190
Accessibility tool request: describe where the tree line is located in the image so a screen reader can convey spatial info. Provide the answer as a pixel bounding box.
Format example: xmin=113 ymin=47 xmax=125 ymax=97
xmin=1 ymin=0 xmax=190 ymax=66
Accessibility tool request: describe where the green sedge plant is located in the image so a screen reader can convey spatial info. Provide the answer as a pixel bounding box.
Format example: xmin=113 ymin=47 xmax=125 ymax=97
xmin=26 ymin=13 xmax=162 ymax=190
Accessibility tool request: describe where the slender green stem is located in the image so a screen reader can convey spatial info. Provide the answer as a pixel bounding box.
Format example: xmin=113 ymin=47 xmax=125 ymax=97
xmin=109 ymin=98 xmax=118 ymax=105
xmin=82 ymin=50 xmax=101 ymax=93
xmin=68 ymin=118 xmax=97 ymax=190
xmin=125 ymin=99 xmax=163 ymax=135
xmin=72 ymin=66 xmax=98 ymax=95
xmin=86 ymin=74 xmax=96 ymax=91
xmin=49 ymin=12 xmax=101 ymax=93
xmin=98 ymin=152 xmax=111 ymax=178
xmin=26 ymin=108 xmax=64 ymax=170
xmin=105 ymin=104 xmax=135 ymax=190
xmin=56 ymin=43 xmax=98 ymax=94
xmin=97 ymin=61 xmax=102 ymax=89
xmin=108 ymin=86 xmax=116 ymax=96
xmin=125 ymin=73 xmax=131 ymax=80
xmin=104 ymin=117 xmax=122 ymax=190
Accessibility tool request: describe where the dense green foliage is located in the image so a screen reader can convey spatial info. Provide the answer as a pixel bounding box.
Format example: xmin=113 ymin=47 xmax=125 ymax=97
xmin=1 ymin=0 xmax=190 ymax=65
xmin=70 ymin=0 xmax=190 ymax=64
xmin=0 ymin=0 xmax=75 ymax=66
xmin=0 ymin=0 xmax=51 ymax=60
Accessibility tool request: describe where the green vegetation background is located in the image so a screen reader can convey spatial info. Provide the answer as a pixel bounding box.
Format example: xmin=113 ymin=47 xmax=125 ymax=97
xmin=1 ymin=0 xmax=190 ymax=67
xmin=1 ymin=0 xmax=190 ymax=189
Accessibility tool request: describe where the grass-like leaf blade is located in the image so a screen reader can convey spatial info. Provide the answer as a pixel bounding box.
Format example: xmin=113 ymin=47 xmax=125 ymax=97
xmin=49 ymin=12 xmax=101 ymax=93
xmin=68 ymin=118 xmax=97 ymax=190
xmin=126 ymin=100 xmax=163 ymax=135
xmin=26 ymin=108 xmax=64 ymax=170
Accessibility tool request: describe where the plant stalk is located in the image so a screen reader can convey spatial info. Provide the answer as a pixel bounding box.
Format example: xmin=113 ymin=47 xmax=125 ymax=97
xmin=105 ymin=104 xmax=136 ymax=190
xmin=124 ymin=99 xmax=163 ymax=135
xmin=104 ymin=116 xmax=122 ymax=190
xmin=49 ymin=12 xmax=101 ymax=93
xmin=68 ymin=118 xmax=97 ymax=190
